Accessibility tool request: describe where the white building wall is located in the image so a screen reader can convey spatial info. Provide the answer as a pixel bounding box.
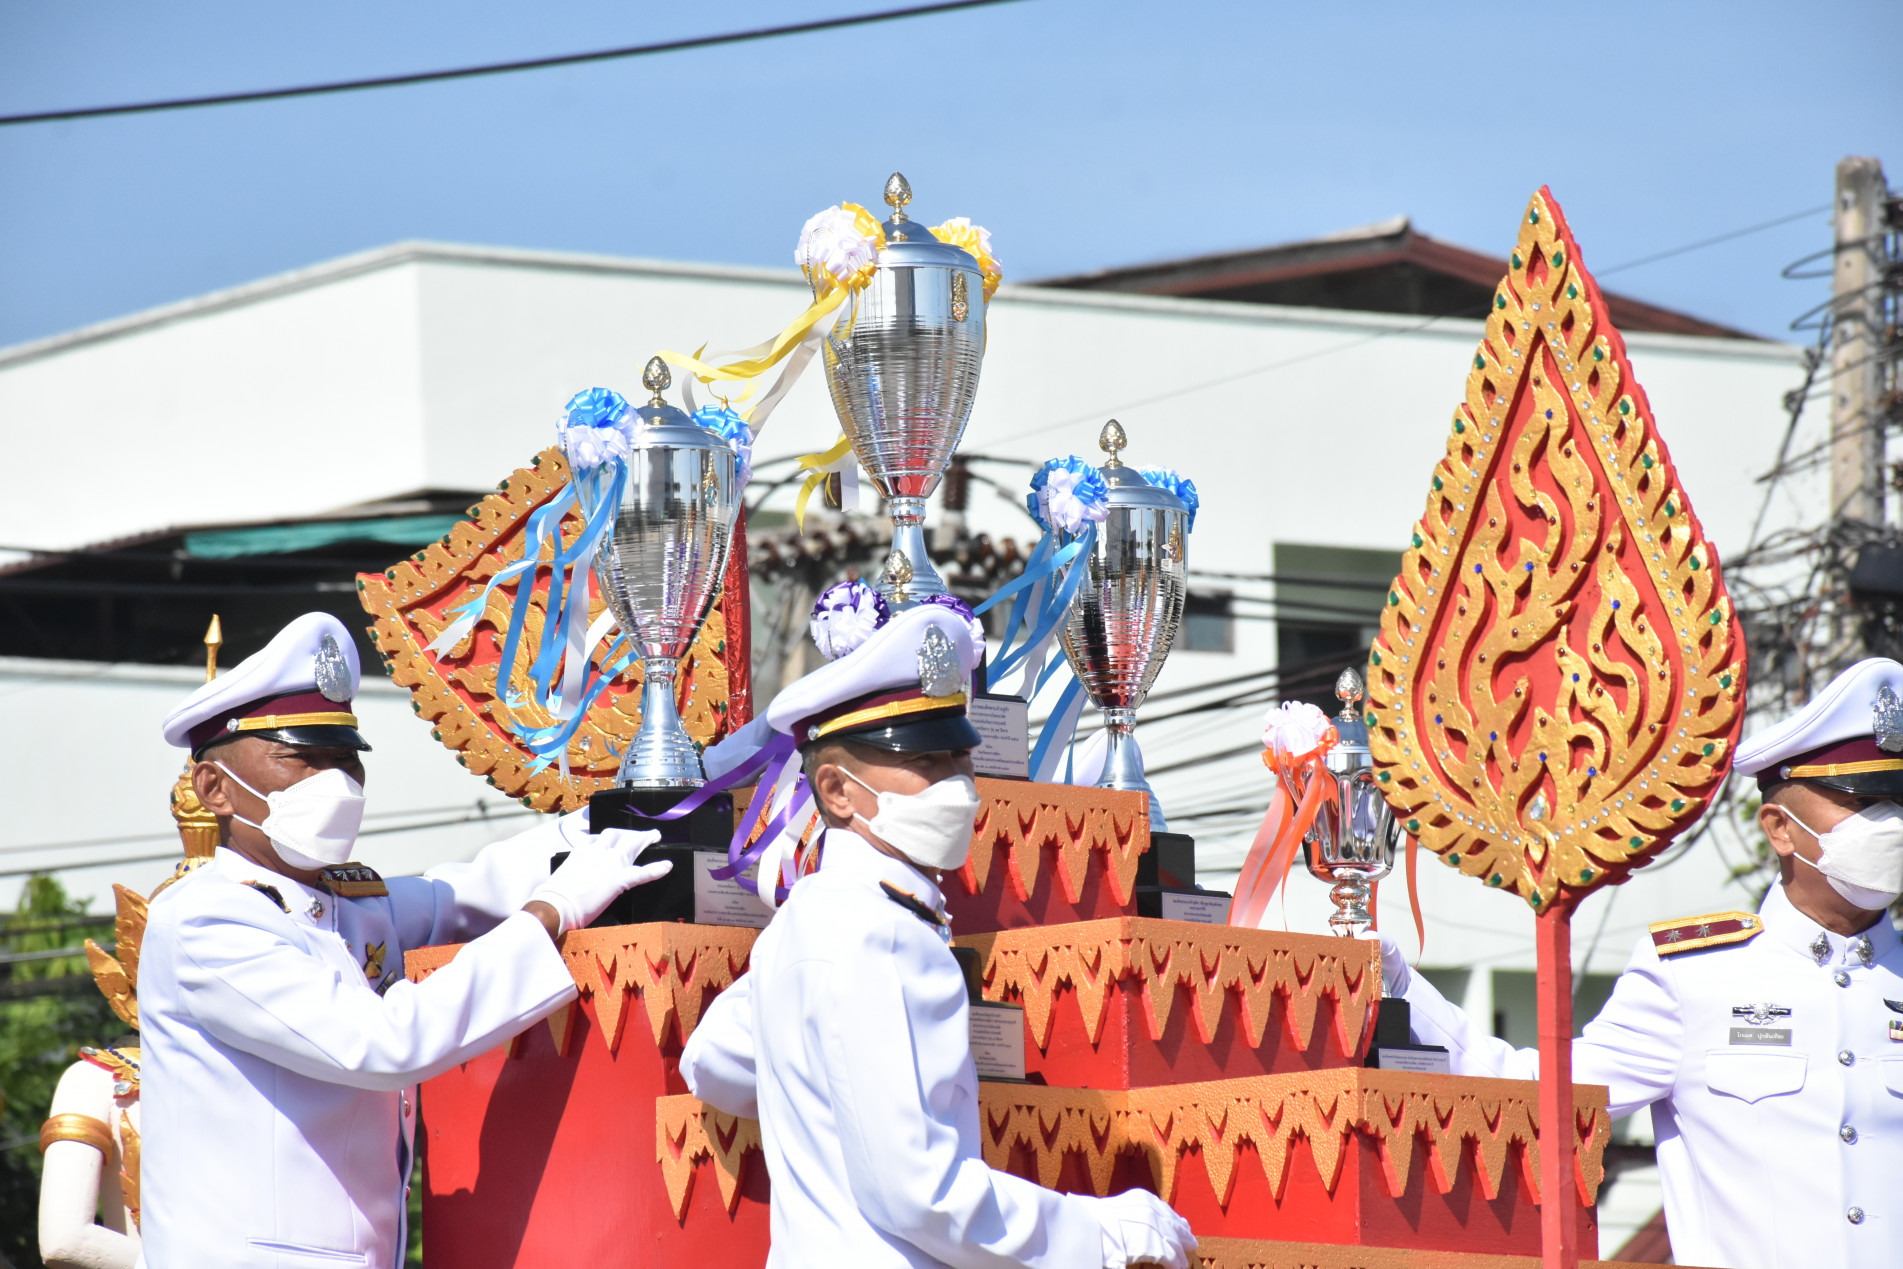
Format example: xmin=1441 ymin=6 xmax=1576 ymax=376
xmin=0 ymin=243 xmax=1815 ymax=988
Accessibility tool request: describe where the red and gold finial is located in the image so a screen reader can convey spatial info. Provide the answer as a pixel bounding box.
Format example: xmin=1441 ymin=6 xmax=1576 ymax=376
xmin=1365 ymin=188 xmax=1745 ymax=915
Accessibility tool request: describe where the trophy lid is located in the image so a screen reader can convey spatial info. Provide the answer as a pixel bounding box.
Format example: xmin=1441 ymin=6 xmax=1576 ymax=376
xmin=875 ymin=171 xmax=979 ymax=270
xmin=1094 ymin=420 xmax=1189 ymax=513
xmin=630 ymin=356 xmax=729 ymax=453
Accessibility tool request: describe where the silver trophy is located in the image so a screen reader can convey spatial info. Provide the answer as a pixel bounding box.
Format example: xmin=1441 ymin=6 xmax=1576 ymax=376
xmin=1058 ymin=421 xmax=1188 ymax=828
xmin=579 ymin=357 xmax=738 ymax=787
xmin=1299 ymin=668 xmax=1402 ymax=937
xmin=820 ymin=172 xmax=986 ymax=607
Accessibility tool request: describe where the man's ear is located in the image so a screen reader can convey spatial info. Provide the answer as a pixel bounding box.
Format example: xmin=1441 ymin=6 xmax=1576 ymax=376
xmin=1759 ymin=799 xmax=1798 ymax=859
xmin=193 ymin=760 xmax=238 ymax=818
xmin=811 ymin=760 xmax=858 ymax=827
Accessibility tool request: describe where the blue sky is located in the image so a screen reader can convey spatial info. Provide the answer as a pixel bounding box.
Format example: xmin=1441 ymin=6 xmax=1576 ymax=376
xmin=1 ymin=0 xmax=1897 ymax=348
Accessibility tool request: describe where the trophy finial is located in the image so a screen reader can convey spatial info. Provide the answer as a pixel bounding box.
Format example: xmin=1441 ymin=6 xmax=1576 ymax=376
xmin=881 ymin=549 xmax=914 ymax=598
xmin=642 ymin=356 xmax=671 ymax=406
xmin=1098 ymin=419 xmax=1127 ymax=466
xmin=884 ymin=172 xmax=912 ymax=220
xmin=1335 ymin=667 xmax=1365 ymax=718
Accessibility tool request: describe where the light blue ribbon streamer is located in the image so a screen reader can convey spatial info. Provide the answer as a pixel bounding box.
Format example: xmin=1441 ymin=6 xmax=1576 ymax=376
xmin=1029 ymin=673 xmax=1087 ymax=783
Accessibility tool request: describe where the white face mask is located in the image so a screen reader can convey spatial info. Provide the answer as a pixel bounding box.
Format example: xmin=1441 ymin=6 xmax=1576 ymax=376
xmin=1783 ymin=802 xmax=1903 ymax=911
xmin=842 ymin=768 xmax=982 ymax=871
xmin=216 ymin=763 xmax=366 ymax=871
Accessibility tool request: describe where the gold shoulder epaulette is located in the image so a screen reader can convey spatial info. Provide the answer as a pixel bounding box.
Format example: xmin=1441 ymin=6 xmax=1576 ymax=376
xmin=1649 ymin=910 xmax=1761 ymax=956
xmin=318 ymin=864 xmax=387 ymax=898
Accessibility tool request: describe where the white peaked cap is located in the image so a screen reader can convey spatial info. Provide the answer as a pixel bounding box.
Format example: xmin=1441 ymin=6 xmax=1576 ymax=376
xmin=161 ymin=612 xmax=366 ymax=753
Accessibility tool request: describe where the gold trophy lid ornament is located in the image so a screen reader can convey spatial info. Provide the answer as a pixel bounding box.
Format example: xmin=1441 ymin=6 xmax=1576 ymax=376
xmin=884 ymin=171 xmax=912 ymax=220
xmin=643 ymin=355 xmax=671 ymax=408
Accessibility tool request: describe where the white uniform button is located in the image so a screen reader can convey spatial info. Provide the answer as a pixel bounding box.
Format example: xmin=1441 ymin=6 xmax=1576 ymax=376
xmin=1841 ymin=1124 xmax=1858 ymax=1143
xmin=1848 ymin=1207 xmax=1865 ymax=1225
xmin=1834 ymin=969 xmax=1852 ymax=987
xmin=1839 ymin=1049 xmax=1856 ymax=1066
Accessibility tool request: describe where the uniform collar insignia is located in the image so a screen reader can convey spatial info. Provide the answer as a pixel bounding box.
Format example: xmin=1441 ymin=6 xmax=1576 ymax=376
xmin=1730 ymin=1003 xmax=1792 ymax=1026
xmin=1809 ymin=930 xmax=1832 ymax=965
xmin=1883 ymin=999 xmax=1903 ymax=1014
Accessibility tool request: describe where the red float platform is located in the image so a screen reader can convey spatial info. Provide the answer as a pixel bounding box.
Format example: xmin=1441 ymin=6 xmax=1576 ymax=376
xmin=944 ymin=780 xmax=1151 ymax=932
xmin=656 ymin=1067 xmax=1608 ymax=1261
xmin=958 ymin=918 xmax=1379 ymax=1087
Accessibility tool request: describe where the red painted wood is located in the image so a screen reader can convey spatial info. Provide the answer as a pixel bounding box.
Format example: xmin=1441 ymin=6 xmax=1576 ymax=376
xmin=419 ymin=992 xmax=768 ymax=1269
xmin=1536 ymin=907 xmax=1579 ymax=1269
xmin=997 ymin=1132 xmax=1595 ymax=1256
xmin=942 ymin=835 xmax=1135 ymax=933
xmin=1016 ymin=974 xmax=1369 ymax=1090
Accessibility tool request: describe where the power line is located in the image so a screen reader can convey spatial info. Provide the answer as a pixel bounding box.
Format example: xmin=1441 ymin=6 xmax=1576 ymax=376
xmin=1594 ymin=204 xmax=1832 ymax=276
xmin=0 ymin=1 xmax=1027 ymax=128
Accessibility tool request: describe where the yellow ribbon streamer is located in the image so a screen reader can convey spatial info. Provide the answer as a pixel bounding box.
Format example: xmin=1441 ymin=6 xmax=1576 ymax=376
xmin=793 ymin=434 xmax=855 ymax=530
xmin=658 ymin=285 xmax=848 ymax=387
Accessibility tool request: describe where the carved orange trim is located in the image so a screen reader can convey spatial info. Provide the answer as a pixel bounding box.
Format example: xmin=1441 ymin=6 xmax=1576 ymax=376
xmin=956 ymin=918 xmax=1378 ymax=1058
xmin=405 ymin=922 xmax=756 ymax=1055
xmin=957 ymin=780 xmax=1151 ymax=906
xmin=653 ymin=1072 xmax=1610 ymax=1222
xmin=357 ymin=447 xmax=739 ymax=814
xmin=657 ymin=1094 xmax=764 ymax=1221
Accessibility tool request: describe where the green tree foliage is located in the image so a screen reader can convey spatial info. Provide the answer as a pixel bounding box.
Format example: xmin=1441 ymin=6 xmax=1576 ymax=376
xmin=0 ymin=877 xmax=121 ymax=1269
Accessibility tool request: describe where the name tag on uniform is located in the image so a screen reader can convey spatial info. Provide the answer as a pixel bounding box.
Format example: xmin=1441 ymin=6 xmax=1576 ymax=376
xmin=1729 ymin=1026 xmax=1793 ymax=1046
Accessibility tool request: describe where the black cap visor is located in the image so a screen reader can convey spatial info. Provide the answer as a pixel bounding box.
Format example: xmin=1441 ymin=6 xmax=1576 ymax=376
xmin=195 ymin=725 xmax=372 ymax=761
xmin=1782 ymin=769 xmax=1903 ymax=800
xmin=816 ymin=711 xmax=981 ymax=755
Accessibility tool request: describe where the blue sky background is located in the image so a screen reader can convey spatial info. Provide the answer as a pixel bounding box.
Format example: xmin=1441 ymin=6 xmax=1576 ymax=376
xmin=1 ymin=0 xmax=1897 ymax=349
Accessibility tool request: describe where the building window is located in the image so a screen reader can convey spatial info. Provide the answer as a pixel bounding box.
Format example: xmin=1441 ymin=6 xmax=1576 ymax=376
xmin=1272 ymin=542 xmax=1401 ymax=712
xmin=1183 ymin=591 xmax=1234 ymax=652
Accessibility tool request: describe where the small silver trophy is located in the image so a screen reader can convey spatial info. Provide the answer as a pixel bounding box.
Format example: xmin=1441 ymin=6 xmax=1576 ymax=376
xmin=580 ymin=357 xmax=738 ymax=788
xmin=820 ymin=172 xmax=986 ymax=607
xmin=1300 ymin=668 xmax=1402 ymax=937
xmin=1058 ymin=421 xmax=1189 ymax=828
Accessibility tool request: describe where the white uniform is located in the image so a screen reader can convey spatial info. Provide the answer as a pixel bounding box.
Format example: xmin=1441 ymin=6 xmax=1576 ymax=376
xmin=136 ymin=840 xmax=575 ymax=1269
xmin=1399 ymin=882 xmax=1903 ymax=1269
xmin=740 ymin=827 xmax=1106 ymax=1269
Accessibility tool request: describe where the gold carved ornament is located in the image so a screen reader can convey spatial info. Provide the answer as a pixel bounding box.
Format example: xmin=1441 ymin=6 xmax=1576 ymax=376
xmin=957 ymin=918 xmax=1378 ymax=1061
xmin=954 ymin=781 xmax=1151 ymax=908
xmin=653 ymin=1071 xmax=1611 ymax=1222
xmin=358 ymin=448 xmax=748 ymax=813
xmin=84 ymin=884 xmax=147 ymax=1032
xmin=1366 ymin=188 xmax=1744 ymax=914
xmin=406 ymin=922 xmax=755 ymax=1058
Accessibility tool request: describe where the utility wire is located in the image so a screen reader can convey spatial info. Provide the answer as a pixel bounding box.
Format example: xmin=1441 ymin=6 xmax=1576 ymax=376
xmin=0 ymin=0 xmax=1026 ymax=127
xmin=1594 ymin=204 xmax=1832 ymax=276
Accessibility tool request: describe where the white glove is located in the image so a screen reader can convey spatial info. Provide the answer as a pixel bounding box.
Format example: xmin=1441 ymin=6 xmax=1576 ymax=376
xmin=528 ymin=823 xmax=670 ymax=934
xmin=1082 ymin=1189 xmax=1196 ymax=1269
xmin=1374 ymin=931 xmax=1411 ymax=995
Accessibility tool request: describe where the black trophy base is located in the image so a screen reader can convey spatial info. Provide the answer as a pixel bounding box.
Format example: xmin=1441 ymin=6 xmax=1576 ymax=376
xmin=1363 ymin=996 xmax=1452 ymax=1071
xmin=1136 ymin=830 xmax=1198 ymax=891
xmin=548 ymin=786 xmax=735 ymax=928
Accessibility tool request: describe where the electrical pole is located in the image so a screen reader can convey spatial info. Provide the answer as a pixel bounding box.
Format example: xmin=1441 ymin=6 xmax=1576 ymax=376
xmin=1830 ymin=157 xmax=1887 ymax=527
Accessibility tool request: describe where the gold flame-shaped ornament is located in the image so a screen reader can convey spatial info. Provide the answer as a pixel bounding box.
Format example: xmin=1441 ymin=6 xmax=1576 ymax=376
xmin=1366 ymin=188 xmax=1745 ymax=915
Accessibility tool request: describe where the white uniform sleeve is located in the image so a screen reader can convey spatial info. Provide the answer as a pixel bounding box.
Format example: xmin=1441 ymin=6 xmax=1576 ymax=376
xmin=681 ymin=972 xmax=758 ymax=1119
xmin=399 ymin=812 xmax=577 ymax=948
xmin=37 ymin=1061 xmax=138 ymax=1269
xmin=1399 ymin=935 xmax=1681 ymax=1120
xmin=173 ymin=893 xmax=576 ymax=1093
xmin=818 ymin=919 xmax=1107 ymax=1269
